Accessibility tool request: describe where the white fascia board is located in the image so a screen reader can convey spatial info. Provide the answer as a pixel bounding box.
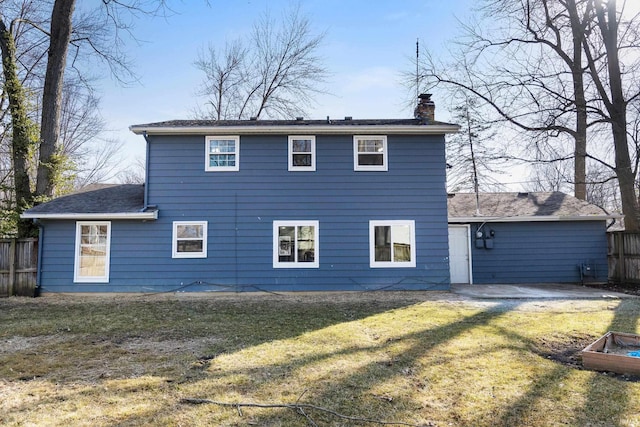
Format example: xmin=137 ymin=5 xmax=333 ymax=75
xmin=448 ymin=214 xmax=621 ymax=223
xmin=130 ymin=124 xmax=460 ymax=136
xmin=21 ymin=211 xmax=158 ymax=220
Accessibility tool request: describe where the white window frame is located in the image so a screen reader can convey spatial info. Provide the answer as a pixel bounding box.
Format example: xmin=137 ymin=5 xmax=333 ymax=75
xmin=369 ymin=220 xmax=416 ymax=268
xmin=354 ymin=135 xmax=388 ymax=171
xmin=172 ymin=221 xmax=208 ymax=259
xmin=205 ymin=136 xmax=240 ymax=172
xmin=74 ymin=221 xmax=111 ymax=283
xmin=288 ymin=135 xmax=316 ymax=171
xmin=273 ymin=220 xmax=319 ymax=268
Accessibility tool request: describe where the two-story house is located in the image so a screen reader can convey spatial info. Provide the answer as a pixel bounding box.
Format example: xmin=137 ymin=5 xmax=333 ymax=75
xmin=22 ymin=95 xmax=461 ymax=293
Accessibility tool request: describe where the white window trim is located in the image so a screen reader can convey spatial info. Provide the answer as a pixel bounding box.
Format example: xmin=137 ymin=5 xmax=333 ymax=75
xmin=273 ymin=220 xmax=319 ymax=268
xmin=205 ymin=135 xmax=240 ymax=172
xmin=74 ymin=221 xmax=111 ymax=283
xmin=288 ymin=135 xmax=316 ymax=171
xmin=172 ymin=221 xmax=208 ymax=259
xmin=369 ymin=220 xmax=416 ymax=268
xmin=354 ymin=135 xmax=388 ymax=171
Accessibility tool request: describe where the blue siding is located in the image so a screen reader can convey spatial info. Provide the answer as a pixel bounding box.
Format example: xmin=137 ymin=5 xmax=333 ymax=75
xmin=469 ymin=221 xmax=608 ymax=284
xmin=39 ymin=133 xmax=451 ymax=292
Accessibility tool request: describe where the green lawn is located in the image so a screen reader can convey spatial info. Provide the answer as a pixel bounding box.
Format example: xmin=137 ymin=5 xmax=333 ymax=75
xmin=1 ymin=291 xmax=639 ymax=426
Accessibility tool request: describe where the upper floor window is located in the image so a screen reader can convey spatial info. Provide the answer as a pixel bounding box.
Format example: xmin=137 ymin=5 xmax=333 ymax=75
xmin=273 ymin=221 xmax=319 ymax=268
xmin=173 ymin=221 xmax=208 ymax=258
xmin=354 ymin=136 xmax=387 ymax=171
xmin=74 ymin=221 xmax=111 ymax=283
xmin=206 ymin=136 xmax=239 ymax=171
xmin=288 ymin=136 xmax=316 ymax=171
xmin=369 ymin=220 xmax=416 ymax=268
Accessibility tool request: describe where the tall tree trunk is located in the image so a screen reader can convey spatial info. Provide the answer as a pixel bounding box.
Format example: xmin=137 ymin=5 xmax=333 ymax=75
xmin=35 ymin=0 xmax=76 ymax=198
xmin=566 ymin=0 xmax=588 ymax=200
xmin=0 ymin=17 xmax=37 ymax=237
xmin=592 ymin=0 xmax=640 ymax=230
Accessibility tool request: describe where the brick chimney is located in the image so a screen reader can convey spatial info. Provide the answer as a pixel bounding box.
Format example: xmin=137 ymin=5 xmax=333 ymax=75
xmin=414 ymin=93 xmax=435 ymax=123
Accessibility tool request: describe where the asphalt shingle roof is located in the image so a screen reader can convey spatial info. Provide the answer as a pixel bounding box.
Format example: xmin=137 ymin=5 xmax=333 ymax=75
xmin=24 ymin=187 xmax=613 ymax=221
xmin=447 ymin=192 xmax=611 ymax=219
xmin=130 ymin=118 xmax=457 ymax=128
xmin=24 ymin=184 xmax=145 ymax=215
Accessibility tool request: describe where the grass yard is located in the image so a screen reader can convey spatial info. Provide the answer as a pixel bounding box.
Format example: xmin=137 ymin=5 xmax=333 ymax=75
xmin=1 ymin=291 xmax=640 ymax=426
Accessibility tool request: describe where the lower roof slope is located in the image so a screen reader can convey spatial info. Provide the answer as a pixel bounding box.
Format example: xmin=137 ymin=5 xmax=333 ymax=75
xmin=448 ymin=192 xmax=619 ymax=222
xmin=21 ymin=187 xmax=617 ymax=223
xmin=21 ymin=184 xmax=156 ymax=220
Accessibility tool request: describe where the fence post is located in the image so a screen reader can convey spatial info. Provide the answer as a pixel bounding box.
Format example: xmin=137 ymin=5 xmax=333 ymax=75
xmin=619 ymin=233 xmax=626 ymax=284
xmin=8 ymin=238 xmax=16 ymax=297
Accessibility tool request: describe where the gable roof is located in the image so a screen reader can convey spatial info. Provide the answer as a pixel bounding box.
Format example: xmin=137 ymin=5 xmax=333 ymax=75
xmin=21 ymin=184 xmax=157 ymax=220
xmin=447 ymin=192 xmax=620 ymax=222
xmin=130 ymin=118 xmax=460 ymax=136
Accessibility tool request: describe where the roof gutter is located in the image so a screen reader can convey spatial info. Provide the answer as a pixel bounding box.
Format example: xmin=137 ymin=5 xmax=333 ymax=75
xmin=448 ymin=214 xmax=622 ymax=223
xmin=20 ymin=211 xmax=159 ymax=220
xmin=129 ymin=124 xmax=461 ymax=136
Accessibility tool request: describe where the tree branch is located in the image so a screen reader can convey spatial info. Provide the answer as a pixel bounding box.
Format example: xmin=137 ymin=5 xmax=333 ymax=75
xmin=180 ymin=397 xmax=433 ymax=427
xmin=428 ymin=74 xmax=576 ymax=136
xmin=9 ymin=17 xmax=49 ymax=38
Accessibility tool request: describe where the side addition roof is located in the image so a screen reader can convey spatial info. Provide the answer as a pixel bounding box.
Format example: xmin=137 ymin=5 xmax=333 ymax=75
xmin=447 ymin=192 xmax=621 ymax=223
xmin=21 ymin=184 xmax=157 ymax=220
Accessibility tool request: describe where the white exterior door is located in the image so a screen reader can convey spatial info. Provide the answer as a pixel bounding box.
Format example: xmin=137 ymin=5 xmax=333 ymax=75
xmin=448 ymin=225 xmax=472 ymax=284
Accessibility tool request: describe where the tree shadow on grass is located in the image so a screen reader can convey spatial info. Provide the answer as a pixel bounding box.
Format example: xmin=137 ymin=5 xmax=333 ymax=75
xmin=70 ymin=302 xmax=516 ymax=426
xmin=575 ymin=298 xmax=640 ymax=426
xmin=482 ymin=298 xmax=640 ymax=427
xmin=236 ymin=301 xmax=519 ymax=426
xmin=190 ymin=298 xmax=640 ymax=427
xmin=472 ymin=323 xmax=589 ymax=426
xmin=12 ymin=295 xmax=637 ymax=426
xmin=0 ymin=292 xmax=461 ymax=424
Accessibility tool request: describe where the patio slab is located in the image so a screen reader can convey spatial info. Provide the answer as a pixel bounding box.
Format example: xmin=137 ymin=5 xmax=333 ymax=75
xmin=450 ymin=283 xmax=635 ymax=299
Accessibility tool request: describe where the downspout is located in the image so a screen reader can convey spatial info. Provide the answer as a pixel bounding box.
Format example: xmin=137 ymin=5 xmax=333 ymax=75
xmin=143 ymin=131 xmax=150 ymax=208
xmin=34 ymin=219 xmax=44 ymax=297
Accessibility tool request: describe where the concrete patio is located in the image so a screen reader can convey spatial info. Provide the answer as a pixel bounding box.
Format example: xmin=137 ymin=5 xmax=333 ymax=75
xmin=450 ymin=283 xmax=636 ymax=299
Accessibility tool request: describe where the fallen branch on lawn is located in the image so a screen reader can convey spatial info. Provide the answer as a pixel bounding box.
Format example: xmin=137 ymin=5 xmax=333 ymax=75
xmin=180 ymin=397 xmax=435 ymax=426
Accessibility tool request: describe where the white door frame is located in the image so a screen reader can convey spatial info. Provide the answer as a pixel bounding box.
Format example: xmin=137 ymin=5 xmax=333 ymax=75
xmin=448 ymin=224 xmax=473 ymax=285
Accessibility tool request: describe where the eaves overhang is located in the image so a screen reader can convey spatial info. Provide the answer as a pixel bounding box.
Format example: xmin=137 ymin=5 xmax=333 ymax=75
xmin=129 ymin=124 xmax=460 ymax=136
xmin=20 ymin=211 xmax=158 ymax=220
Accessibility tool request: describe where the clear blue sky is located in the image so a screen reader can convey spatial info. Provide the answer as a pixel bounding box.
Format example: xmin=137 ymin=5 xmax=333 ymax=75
xmin=90 ymin=0 xmax=476 ymax=172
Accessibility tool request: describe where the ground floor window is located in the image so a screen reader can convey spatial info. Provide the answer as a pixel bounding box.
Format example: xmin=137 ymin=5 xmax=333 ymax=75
xmin=74 ymin=221 xmax=111 ymax=283
xmin=369 ymin=220 xmax=416 ymax=267
xmin=273 ymin=221 xmax=319 ymax=268
xmin=172 ymin=221 xmax=208 ymax=258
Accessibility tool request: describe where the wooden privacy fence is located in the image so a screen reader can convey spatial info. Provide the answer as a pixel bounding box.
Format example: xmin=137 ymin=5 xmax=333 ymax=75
xmin=0 ymin=238 xmax=38 ymax=297
xmin=608 ymin=232 xmax=640 ymax=285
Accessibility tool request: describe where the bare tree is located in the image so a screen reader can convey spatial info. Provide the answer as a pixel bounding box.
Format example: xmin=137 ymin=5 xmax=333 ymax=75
xmin=585 ymin=162 xmax=621 ymax=211
xmin=582 ymin=0 xmax=640 ymax=230
xmin=194 ymin=5 xmax=328 ymax=120
xmin=0 ymin=0 xmax=53 ymax=236
xmin=35 ymin=0 xmax=75 ymax=198
xmin=35 ymin=0 xmax=169 ymax=197
xmin=0 ymin=0 xmax=168 ymax=235
xmin=412 ymin=0 xmax=640 ymax=230
xmin=0 ymin=12 xmax=40 ymax=236
xmin=412 ymin=0 xmax=593 ymax=200
xmin=194 ymin=40 xmax=247 ymax=120
xmin=117 ymin=156 xmax=146 ymax=185
xmin=527 ymin=159 xmax=573 ymax=193
xmin=446 ymin=94 xmax=506 ymax=196
xmin=55 ymin=82 xmax=125 ymax=187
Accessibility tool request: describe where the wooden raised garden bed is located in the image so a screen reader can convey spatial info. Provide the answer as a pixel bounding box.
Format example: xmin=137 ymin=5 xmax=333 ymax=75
xmin=582 ymin=331 xmax=640 ymax=375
